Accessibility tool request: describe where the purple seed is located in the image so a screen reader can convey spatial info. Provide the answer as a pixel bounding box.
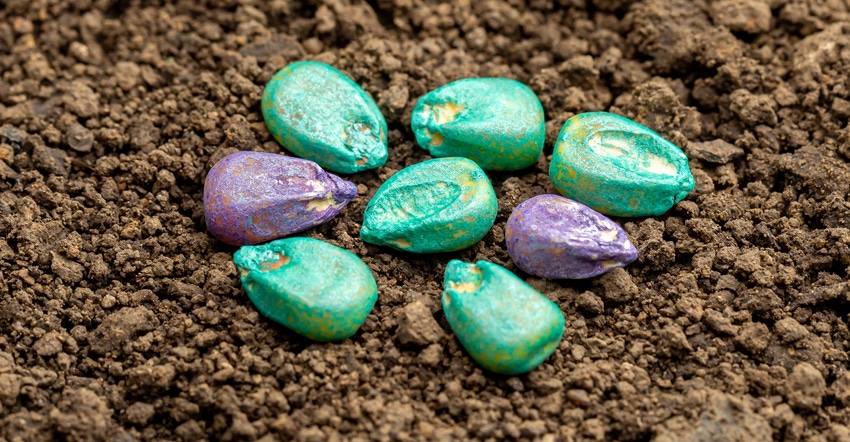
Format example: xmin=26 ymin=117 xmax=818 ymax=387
xmin=505 ymin=194 xmax=638 ymax=279
xmin=204 ymin=151 xmax=357 ymax=246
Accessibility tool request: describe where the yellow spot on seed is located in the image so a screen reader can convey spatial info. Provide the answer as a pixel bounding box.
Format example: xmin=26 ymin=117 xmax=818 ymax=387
xmin=307 ymin=194 xmax=335 ymax=211
xmin=601 ymin=260 xmax=619 ymax=269
xmin=430 ymin=132 xmax=445 ymax=146
xmin=260 ymin=253 xmax=290 ymax=272
xmin=448 ymin=281 xmax=479 ymax=292
xmin=432 ymin=102 xmax=465 ymax=125
xmin=389 ymin=238 xmax=411 ymax=248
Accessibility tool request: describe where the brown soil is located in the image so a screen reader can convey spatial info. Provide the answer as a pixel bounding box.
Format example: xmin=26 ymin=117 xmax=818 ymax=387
xmin=2 ymin=0 xmax=850 ymax=441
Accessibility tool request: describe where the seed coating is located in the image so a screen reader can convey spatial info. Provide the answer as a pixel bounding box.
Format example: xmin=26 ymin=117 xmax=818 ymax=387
xmin=261 ymin=61 xmax=388 ymax=174
xmin=360 ymin=157 xmax=498 ymax=253
xmin=506 ymin=194 xmax=638 ymax=279
xmin=204 ymin=151 xmax=357 ymax=246
xmin=442 ymin=260 xmax=565 ymax=375
xmin=411 ymin=78 xmax=545 ymax=171
xmin=549 ymin=112 xmax=695 ymax=217
xmin=234 ymin=237 xmax=378 ymax=342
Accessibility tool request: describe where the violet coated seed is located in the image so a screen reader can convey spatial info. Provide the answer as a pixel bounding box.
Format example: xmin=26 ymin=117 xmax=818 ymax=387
xmin=505 ymin=194 xmax=638 ymax=279
xmin=204 ymin=151 xmax=357 ymax=246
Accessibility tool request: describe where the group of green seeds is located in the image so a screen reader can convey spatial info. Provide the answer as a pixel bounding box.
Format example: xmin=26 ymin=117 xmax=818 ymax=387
xmin=203 ymin=60 xmax=695 ymax=374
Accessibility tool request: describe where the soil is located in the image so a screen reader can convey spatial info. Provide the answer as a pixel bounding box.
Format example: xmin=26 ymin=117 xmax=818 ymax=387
xmin=1 ymin=0 xmax=850 ymax=441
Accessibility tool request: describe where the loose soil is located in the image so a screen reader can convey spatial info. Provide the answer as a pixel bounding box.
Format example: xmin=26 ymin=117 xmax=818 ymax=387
xmin=2 ymin=0 xmax=850 ymax=441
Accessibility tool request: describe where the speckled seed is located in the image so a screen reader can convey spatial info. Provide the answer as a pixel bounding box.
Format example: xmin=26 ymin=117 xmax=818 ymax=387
xmin=234 ymin=237 xmax=378 ymax=342
xmin=506 ymin=194 xmax=638 ymax=279
xmin=261 ymin=61 xmax=388 ymax=174
xmin=360 ymin=157 xmax=498 ymax=253
xmin=204 ymin=151 xmax=357 ymax=246
xmin=411 ymin=78 xmax=544 ymax=171
xmin=549 ymin=112 xmax=695 ymax=217
xmin=442 ymin=260 xmax=565 ymax=375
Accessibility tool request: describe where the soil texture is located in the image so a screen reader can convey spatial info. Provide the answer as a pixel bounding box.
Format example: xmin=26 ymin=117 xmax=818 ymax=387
xmin=2 ymin=0 xmax=850 ymax=441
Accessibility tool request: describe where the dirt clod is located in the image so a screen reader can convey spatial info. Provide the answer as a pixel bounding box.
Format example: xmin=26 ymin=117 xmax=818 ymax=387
xmin=396 ymin=301 xmax=445 ymax=346
xmin=787 ymin=362 xmax=827 ymax=411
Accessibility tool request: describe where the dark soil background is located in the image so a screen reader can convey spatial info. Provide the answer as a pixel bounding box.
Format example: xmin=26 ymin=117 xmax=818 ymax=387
xmin=2 ymin=0 xmax=850 ymax=440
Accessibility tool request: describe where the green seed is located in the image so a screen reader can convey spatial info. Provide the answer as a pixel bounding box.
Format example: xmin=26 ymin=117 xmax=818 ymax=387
xmin=360 ymin=157 xmax=498 ymax=253
xmin=549 ymin=112 xmax=695 ymax=217
xmin=411 ymin=78 xmax=545 ymax=171
xmin=261 ymin=61 xmax=388 ymax=174
xmin=234 ymin=237 xmax=378 ymax=342
xmin=442 ymin=260 xmax=565 ymax=375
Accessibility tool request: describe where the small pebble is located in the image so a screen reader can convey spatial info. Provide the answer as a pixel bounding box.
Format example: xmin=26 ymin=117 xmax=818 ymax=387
xmin=396 ymin=301 xmax=445 ymax=346
xmin=101 ymin=294 xmax=117 ymax=309
xmin=360 ymin=157 xmax=497 ymax=253
xmin=506 ymin=194 xmax=637 ymax=279
xmin=234 ymin=237 xmax=378 ymax=342
xmin=549 ymin=112 xmax=695 ymax=217
xmin=506 ymin=377 xmax=525 ymax=392
xmin=576 ymin=291 xmax=604 ymax=315
xmin=66 ymin=123 xmax=94 ymax=152
xmin=566 ymin=389 xmax=592 ymax=407
xmin=442 ymin=260 xmax=565 ymax=375
xmin=261 ymin=61 xmax=388 ymax=174
xmin=411 ymin=78 xmax=545 ymax=171
xmin=686 ymin=139 xmax=745 ymax=164
xmin=12 ymin=18 xmax=34 ymax=34
xmin=204 ymin=151 xmax=356 ymax=246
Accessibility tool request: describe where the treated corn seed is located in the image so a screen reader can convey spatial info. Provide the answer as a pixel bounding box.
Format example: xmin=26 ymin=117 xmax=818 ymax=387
xmin=360 ymin=157 xmax=498 ymax=253
xmin=549 ymin=112 xmax=695 ymax=217
xmin=204 ymin=151 xmax=356 ymax=246
xmin=506 ymin=194 xmax=638 ymax=279
xmin=234 ymin=237 xmax=378 ymax=342
xmin=261 ymin=61 xmax=388 ymax=174
xmin=442 ymin=260 xmax=565 ymax=375
xmin=411 ymin=78 xmax=544 ymax=171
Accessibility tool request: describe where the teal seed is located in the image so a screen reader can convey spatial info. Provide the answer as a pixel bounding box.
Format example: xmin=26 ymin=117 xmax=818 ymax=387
xmin=411 ymin=78 xmax=545 ymax=171
xmin=360 ymin=157 xmax=498 ymax=253
xmin=442 ymin=260 xmax=565 ymax=375
xmin=549 ymin=112 xmax=695 ymax=217
xmin=234 ymin=237 xmax=378 ymax=342
xmin=261 ymin=61 xmax=388 ymax=174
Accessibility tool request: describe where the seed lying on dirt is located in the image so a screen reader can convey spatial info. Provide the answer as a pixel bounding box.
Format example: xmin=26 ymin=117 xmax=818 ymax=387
xmin=506 ymin=194 xmax=638 ymax=279
xmin=204 ymin=151 xmax=357 ymax=246
xmin=360 ymin=157 xmax=498 ymax=253
xmin=441 ymin=260 xmax=565 ymax=375
xmin=261 ymin=61 xmax=388 ymax=174
xmin=549 ymin=111 xmax=695 ymax=217
xmin=411 ymin=78 xmax=545 ymax=171
xmin=234 ymin=237 xmax=378 ymax=342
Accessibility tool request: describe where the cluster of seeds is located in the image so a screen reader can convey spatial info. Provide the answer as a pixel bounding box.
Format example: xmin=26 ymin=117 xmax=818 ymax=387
xmin=203 ymin=61 xmax=695 ymax=374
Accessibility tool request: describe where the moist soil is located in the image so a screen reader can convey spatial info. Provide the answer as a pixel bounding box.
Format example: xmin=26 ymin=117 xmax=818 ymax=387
xmin=2 ymin=0 xmax=850 ymax=441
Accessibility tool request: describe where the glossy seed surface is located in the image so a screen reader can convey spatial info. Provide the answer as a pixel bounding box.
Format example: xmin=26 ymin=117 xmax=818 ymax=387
xmin=506 ymin=194 xmax=638 ymax=279
xmin=234 ymin=237 xmax=378 ymax=342
xmin=411 ymin=78 xmax=544 ymax=171
xmin=549 ymin=112 xmax=695 ymax=217
xmin=261 ymin=61 xmax=388 ymax=174
xmin=442 ymin=260 xmax=565 ymax=375
xmin=360 ymin=157 xmax=498 ymax=253
xmin=204 ymin=151 xmax=357 ymax=246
